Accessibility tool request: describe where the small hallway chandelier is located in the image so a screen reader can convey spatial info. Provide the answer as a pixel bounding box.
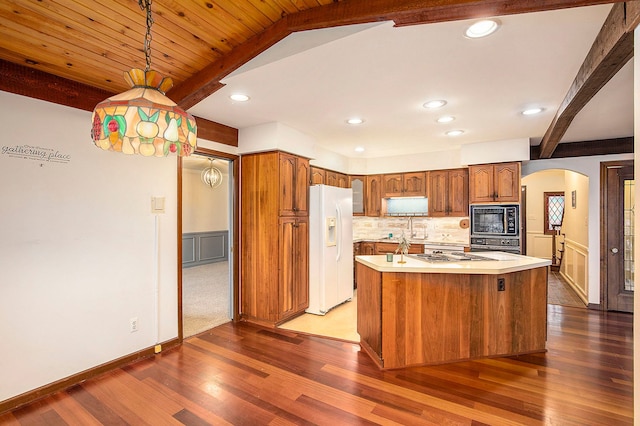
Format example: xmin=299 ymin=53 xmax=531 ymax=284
xmin=91 ymin=0 xmax=197 ymax=157
xmin=201 ymin=159 xmax=223 ymax=188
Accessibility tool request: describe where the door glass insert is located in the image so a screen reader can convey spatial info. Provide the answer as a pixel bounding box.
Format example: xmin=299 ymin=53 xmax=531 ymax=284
xmin=623 ymin=179 xmax=634 ymax=292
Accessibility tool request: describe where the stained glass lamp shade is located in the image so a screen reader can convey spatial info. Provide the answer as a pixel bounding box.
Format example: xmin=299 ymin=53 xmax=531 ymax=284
xmin=91 ymin=69 xmax=197 ymax=157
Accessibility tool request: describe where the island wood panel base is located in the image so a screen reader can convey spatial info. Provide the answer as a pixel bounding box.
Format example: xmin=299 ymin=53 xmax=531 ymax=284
xmin=356 ymin=263 xmax=548 ymax=369
xmin=355 ymin=263 xmax=383 ymax=365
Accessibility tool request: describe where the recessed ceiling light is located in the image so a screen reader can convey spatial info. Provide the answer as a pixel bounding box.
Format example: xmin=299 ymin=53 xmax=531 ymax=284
xmin=423 ymin=100 xmax=447 ymax=109
xmin=347 ymin=118 xmax=364 ymax=125
xmin=465 ymin=19 xmax=500 ymax=38
xmin=354 ymin=147 xmax=365 ymax=153
xmin=446 ymin=130 xmax=464 ymax=137
xmin=229 ymin=94 xmax=250 ymax=102
xmin=437 ymin=116 xmax=455 ymax=123
xmin=522 ymin=107 xmax=544 ymax=116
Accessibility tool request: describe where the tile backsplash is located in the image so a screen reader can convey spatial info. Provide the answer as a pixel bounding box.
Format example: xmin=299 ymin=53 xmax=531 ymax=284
xmin=353 ymin=216 xmax=470 ymax=245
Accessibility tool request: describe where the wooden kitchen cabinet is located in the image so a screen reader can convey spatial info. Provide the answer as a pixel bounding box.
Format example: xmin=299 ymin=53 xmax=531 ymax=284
xmin=469 ymin=162 xmax=520 ymax=204
xmin=241 ymin=151 xmax=310 ymax=326
xmin=429 ymin=168 xmax=469 ymax=217
xmin=311 ymin=167 xmax=348 ymax=188
xmin=360 ymin=241 xmax=376 ymax=255
xmin=403 ymin=172 xmax=427 ymax=196
xmin=279 ymin=217 xmax=309 ymax=318
xmin=383 ymin=172 xmax=426 ymax=197
xmin=365 ymin=175 xmax=382 ymax=217
xmin=336 ymin=173 xmax=349 ymax=188
xmin=310 ymin=166 xmax=325 ymax=185
xmin=325 ymin=170 xmax=338 ymax=186
xmin=279 ymin=152 xmax=309 ymax=216
xmin=382 ymin=174 xmax=403 ymax=197
xmin=375 ymin=241 xmax=423 ymax=255
xmin=350 ymin=175 xmax=365 ymax=215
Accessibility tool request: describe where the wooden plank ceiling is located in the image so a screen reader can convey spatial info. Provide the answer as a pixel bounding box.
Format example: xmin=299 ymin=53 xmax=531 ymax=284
xmin=0 ymin=0 xmax=629 ymax=148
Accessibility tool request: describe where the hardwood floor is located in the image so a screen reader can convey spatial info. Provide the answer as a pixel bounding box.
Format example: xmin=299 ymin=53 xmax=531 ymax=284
xmin=1 ymin=305 xmax=633 ymax=425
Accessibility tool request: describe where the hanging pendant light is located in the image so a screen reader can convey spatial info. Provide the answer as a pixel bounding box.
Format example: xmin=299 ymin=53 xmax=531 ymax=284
xmin=201 ymin=159 xmax=223 ymax=188
xmin=91 ymin=0 xmax=197 ymax=157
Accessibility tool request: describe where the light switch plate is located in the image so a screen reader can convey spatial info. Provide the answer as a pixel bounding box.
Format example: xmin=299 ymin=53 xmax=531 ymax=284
xmin=151 ymin=196 xmax=165 ymax=214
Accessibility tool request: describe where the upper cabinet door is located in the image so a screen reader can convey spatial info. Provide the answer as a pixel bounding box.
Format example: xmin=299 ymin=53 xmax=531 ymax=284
xmin=469 ymin=165 xmax=495 ymax=203
xmin=337 ymin=173 xmax=349 ymax=188
xmin=325 ymin=170 xmax=338 ymax=186
xmin=279 ymin=153 xmax=309 ymax=216
xmin=428 ymin=170 xmax=448 ymax=217
xmin=494 ymin=162 xmax=520 ymax=202
xmin=382 ymin=174 xmax=403 ymax=197
xmin=310 ymin=167 xmax=325 ymax=185
xmin=448 ymin=168 xmax=469 ymax=216
xmin=403 ymin=172 xmax=426 ymax=196
xmin=279 ymin=153 xmax=296 ymax=215
xmin=366 ymin=175 xmax=382 ymax=217
xmin=350 ymin=176 xmax=365 ymax=216
xmin=294 ymin=157 xmax=310 ymax=215
xmin=469 ymin=162 xmax=520 ymax=203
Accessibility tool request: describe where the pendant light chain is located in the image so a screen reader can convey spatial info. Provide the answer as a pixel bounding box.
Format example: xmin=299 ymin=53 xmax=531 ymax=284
xmin=139 ymin=0 xmax=153 ymax=71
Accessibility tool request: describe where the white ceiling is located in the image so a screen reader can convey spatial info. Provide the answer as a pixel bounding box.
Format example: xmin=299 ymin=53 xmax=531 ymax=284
xmin=189 ymin=4 xmax=633 ymax=159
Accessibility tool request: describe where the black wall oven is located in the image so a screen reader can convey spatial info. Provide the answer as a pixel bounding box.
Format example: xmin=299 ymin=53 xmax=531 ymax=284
xmin=470 ymin=204 xmax=521 ymax=253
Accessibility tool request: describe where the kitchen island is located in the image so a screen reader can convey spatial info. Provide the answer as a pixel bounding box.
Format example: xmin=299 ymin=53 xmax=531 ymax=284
xmin=355 ymin=252 xmax=551 ymax=369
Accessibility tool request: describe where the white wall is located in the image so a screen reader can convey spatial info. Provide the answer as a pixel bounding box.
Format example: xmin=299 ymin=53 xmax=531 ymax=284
xmin=182 ymin=164 xmax=230 ymax=233
xmin=0 ymin=92 xmax=178 ymax=402
xmin=562 ymin=170 xmax=590 ymax=247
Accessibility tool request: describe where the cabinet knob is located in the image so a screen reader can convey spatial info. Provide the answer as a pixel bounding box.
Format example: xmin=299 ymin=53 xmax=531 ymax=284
xmin=611 ymin=247 xmax=619 ymax=254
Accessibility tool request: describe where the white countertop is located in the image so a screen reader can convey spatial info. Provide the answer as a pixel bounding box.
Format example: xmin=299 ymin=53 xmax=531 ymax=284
xmin=356 ymin=252 xmax=551 ymax=275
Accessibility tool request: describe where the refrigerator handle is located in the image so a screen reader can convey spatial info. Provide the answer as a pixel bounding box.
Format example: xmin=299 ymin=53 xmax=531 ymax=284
xmin=335 ymin=203 xmax=342 ymax=261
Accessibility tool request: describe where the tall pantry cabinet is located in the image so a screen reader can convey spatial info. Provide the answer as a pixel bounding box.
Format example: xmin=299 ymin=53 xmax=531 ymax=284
xmin=241 ymin=151 xmax=310 ymax=326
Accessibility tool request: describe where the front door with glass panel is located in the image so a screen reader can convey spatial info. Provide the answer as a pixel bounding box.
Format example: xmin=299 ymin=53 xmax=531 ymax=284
xmin=605 ymin=162 xmax=634 ymax=313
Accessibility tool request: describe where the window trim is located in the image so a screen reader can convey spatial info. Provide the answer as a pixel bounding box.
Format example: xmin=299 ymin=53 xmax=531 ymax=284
xmin=544 ymin=191 xmax=565 ymax=235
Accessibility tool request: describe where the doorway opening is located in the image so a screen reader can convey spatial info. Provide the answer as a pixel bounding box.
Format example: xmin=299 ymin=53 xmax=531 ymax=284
xmin=521 ymin=169 xmax=587 ymax=308
xmin=180 ymin=152 xmax=236 ymax=338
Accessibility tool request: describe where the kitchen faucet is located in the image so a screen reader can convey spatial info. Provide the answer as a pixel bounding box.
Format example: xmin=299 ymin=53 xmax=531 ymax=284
xmin=407 ymin=216 xmax=416 ymax=238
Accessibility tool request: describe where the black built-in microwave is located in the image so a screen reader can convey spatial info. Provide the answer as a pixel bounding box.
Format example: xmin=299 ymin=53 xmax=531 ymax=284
xmin=470 ymin=204 xmax=519 ymax=237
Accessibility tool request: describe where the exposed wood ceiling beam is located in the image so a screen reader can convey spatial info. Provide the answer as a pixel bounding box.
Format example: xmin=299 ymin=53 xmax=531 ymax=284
xmin=537 ymin=1 xmax=636 ymax=158
xmin=173 ymin=0 xmax=625 ymax=109
xmin=0 ymin=59 xmax=238 ymax=147
xmin=530 ymin=137 xmax=633 ymax=159
xmin=195 ymin=117 xmax=238 ymax=146
xmin=0 ymin=59 xmax=112 ymax=113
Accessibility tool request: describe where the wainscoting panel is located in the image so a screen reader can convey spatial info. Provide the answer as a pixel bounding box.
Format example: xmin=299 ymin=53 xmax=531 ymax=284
xmin=560 ymin=238 xmax=588 ymax=303
xmin=527 ymin=231 xmax=552 ymax=259
xmin=182 ymin=231 xmax=228 ymax=268
xmin=183 ymin=236 xmax=196 ymax=263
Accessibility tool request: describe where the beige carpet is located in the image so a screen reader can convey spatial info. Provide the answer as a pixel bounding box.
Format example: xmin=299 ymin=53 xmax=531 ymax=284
xmin=182 ymin=261 xmax=231 ymax=337
xmin=279 ymin=291 xmax=359 ymax=342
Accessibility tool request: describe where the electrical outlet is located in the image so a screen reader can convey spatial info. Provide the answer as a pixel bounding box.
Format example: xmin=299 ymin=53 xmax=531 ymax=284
xmin=497 ymin=278 xmax=505 ymax=292
xmin=130 ymin=317 xmax=138 ymax=333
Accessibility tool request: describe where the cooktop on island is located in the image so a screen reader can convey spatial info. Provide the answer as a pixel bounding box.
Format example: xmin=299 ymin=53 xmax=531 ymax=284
xmin=411 ymin=251 xmax=497 ymax=263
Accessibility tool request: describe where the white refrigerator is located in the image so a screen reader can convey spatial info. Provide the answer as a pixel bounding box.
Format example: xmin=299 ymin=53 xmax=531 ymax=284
xmin=307 ymin=185 xmax=354 ymax=315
